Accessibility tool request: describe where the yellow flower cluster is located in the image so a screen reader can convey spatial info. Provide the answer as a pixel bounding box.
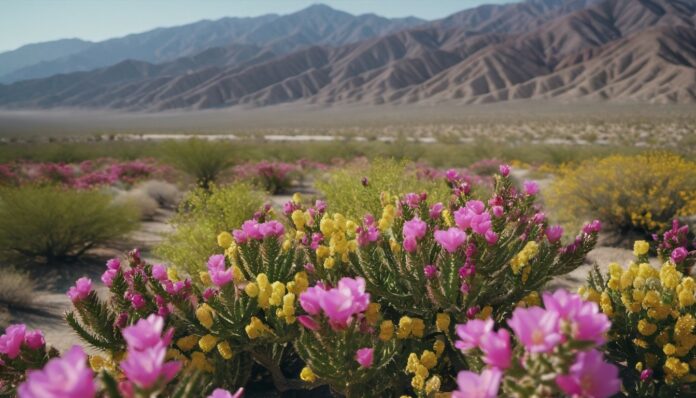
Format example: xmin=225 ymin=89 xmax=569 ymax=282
xmin=510 ymin=241 xmax=539 ymax=279
xmin=405 ymin=350 xmax=441 ymax=394
xmin=315 ymin=213 xmax=358 ymax=269
xmin=378 ymin=204 xmax=396 ymax=232
xmin=379 ymin=320 xmax=394 ymax=341
xmin=196 ymin=303 xmax=214 ymax=329
xmin=244 ymin=272 xmax=307 ymax=324
xmin=396 ymin=316 xmax=425 ymax=339
xmin=633 ymin=240 xmax=650 ymax=257
xmin=435 ymin=313 xmax=450 ymax=333
xmin=547 ymin=153 xmax=696 ymax=234
xmin=245 ymin=316 xmax=272 ymax=339
xmin=585 ymin=248 xmax=696 ymax=384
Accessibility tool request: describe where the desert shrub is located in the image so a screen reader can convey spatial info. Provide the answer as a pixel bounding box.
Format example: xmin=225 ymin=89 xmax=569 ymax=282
xmin=232 ymin=161 xmax=302 ymax=194
xmin=113 ymin=189 xmax=159 ymax=221
xmin=0 ymin=186 xmax=139 ymax=261
xmin=316 ymin=158 xmax=450 ymax=218
xmin=136 ymin=179 xmax=182 ymax=208
xmin=0 ymin=164 xmax=613 ymax=397
xmin=0 ymin=267 xmax=36 ymax=309
xmin=161 ymin=139 xmax=232 ymax=188
xmin=546 ymin=152 xmax=696 ymax=236
xmin=583 ymin=224 xmax=696 ymax=397
xmin=156 ymin=182 xmax=265 ymax=275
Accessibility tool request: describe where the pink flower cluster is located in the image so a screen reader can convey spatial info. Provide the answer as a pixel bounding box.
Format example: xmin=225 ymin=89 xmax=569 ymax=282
xmin=101 ymin=250 xmax=192 ymax=317
xmin=207 ymin=254 xmax=233 ymax=287
xmin=0 ymin=324 xmax=45 ymax=359
xmin=454 ymin=290 xmax=617 ymax=398
xmin=402 ymin=217 xmax=427 ymax=252
xmin=654 ymin=220 xmax=694 ymax=266
xmin=356 ymin=214 xmax=380 ymax=247
xmin=232 ymin=219 xmax=285 ymax=244
xmin=18 ymin=346 xmax=96 ymax=398
xmin=66 ymin=277 xmax=92 ymax=303
xmin=120 ymin=314 xmax=180 ymax=390
xmin=233 ymin=160 xmax=320 ymax=194
xmin=0 ymin=158 xmax=165 ymax=189
xmin=454 ymin=200 xmax=498 ymax=245
xmin=298 ymin=277 xmax=370 ymax=329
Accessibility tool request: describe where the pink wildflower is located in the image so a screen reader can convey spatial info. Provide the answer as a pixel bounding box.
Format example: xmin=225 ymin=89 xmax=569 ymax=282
xmin=0 ymin=324 xmax=26 ymax=359
xmin=434 ymin=227 xmax=467 ymax=253
xmin=355 ymin=347 xmax=374 ymax=368
xmin=67 ymin=277 xmax=92 ymax=303
xmin=507 ymin=307 xmax=562 ymax=353
xmin=452 ymin=368 xmax=502 ymax=398
xmin=555 ymin=350 xmax=620 ymax=398
xmin=455 ymin=319 xmax=494 ymax=352
xmin=18 ymin=346 xmax=96 ymax=398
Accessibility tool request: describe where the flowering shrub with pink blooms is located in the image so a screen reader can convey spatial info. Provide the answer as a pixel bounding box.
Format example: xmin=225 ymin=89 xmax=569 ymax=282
xmin=232 ymin=160 xmax=328 ymax=194
xmin=1 ymin=164 xmax=645 ymax=397
xmin=0 ymin=158 xmax=168 ymax=189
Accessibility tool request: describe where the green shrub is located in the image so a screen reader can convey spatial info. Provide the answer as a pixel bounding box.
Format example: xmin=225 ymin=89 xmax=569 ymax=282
xmin=0 ymin=267 xmax=36 ymax=309
xmin=316 ymin=158 xmax=450 ymax=218
xmin=161 ymin=139 xmax=233 ymax=188
xmin=0 ymin=186 xmax=139 ymax=261
xmin=156 ymin=182 xmax=265 ymax=275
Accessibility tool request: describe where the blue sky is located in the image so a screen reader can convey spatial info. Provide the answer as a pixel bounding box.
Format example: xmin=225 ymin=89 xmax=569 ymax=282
xmin=0 ymin=0 xmax=518 ymax=52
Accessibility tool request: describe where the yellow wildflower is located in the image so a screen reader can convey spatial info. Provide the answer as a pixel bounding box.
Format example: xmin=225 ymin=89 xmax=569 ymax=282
xmin=199 ymin=334 xmax=219 ymax=353
xmin=300 ymin=367 xmax=316 ymax=383
xmin=190 ymin=352 xmax=214 ymax=373
xmin=217 ymin=341 xmax=233 ymax=360
xmin=633 ymin=240 xmax=650 ymax=256
xmin=433 ymin=340 xmax=445 ymax=357
xmin=637 ymin=320 xmax=657 ymax=336
xmin=436 ymin=313 xmax=450 ymax=332
xmin=176 ymin=335 xmax=199 ymax=352
xmin=420 ymin=350 xmax=437 ymax=369
xmin=411 ymin=318 xmax=425 ymax=338
xmin=397 ymin=316 xmax=413 ymax=339
xmin=199 ymin=271 xmax=212 ymax=286
xmin=379 ymin=320 xmax=394 ymax=341
xmin=425 ymin=376 xmax=441 ymax=395
xmin=196 ymin=304 xmax=214 ymax=329
xmin=217 ymin=231 xmax=233 ymax=248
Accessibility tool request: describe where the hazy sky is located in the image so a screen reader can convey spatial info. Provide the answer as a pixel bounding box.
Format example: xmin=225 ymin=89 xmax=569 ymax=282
xmin=0 ymin=0 xmax=518 ymax=52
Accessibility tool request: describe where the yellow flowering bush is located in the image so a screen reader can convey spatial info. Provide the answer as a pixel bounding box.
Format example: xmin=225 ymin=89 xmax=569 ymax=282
xmin=584 ymin=232 xmax=696 ymax=397
xmin=547 ymin=152 xmax=696 ymax=235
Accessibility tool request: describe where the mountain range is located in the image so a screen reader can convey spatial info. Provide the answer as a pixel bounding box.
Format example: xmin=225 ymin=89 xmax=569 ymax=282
xmin=0 ymin=0 xmax=694 ymax=111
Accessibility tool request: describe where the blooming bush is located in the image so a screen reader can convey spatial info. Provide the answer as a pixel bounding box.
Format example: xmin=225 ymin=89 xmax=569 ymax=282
xmin=582 ymin=223 xmax=696 ymax=397
xmin=156 ymin=183 xmax=265 ymax=275
xmin=546 ymin=152 xmax=696 ymax=236
xmin=232 ymin=160 xmax=326 ymax=194
xmin=0 ymin=185 xmax=139 ymax=261
xmin=2 ymin=165 xmax=614 ymax=397
xmin=0 ymin=158 xmax=166 ymax=189
xmin=317 ymin=158 xmax=451 ymax=219
xmin=451 ymin=289 xmax=618 ymax=397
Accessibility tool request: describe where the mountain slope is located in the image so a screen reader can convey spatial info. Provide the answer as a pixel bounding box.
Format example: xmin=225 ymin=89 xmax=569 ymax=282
xmin=0 ymin=39 xmax=93 ymax=78
xmin=0 ymin=5 xmax=423 ymax=83
xmin=0 ymin=0 xmax=694 ymax=108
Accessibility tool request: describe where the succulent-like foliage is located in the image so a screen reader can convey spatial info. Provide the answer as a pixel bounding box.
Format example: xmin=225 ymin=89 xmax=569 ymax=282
xmin=583 ymin=224 xmax=696 ymax=397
